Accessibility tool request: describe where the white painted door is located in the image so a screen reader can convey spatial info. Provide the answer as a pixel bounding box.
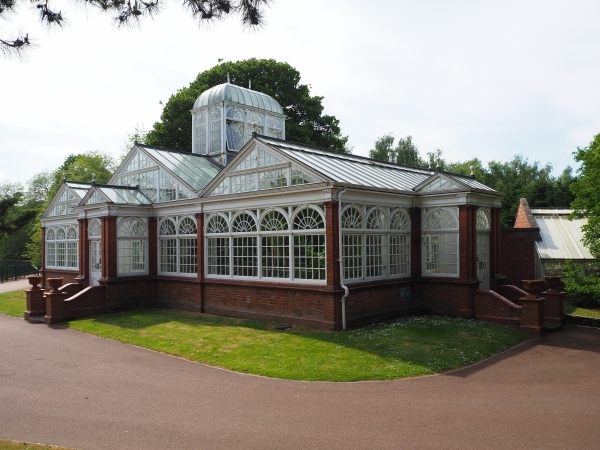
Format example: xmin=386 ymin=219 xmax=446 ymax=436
xmin=476 ymin=232 xmax=490 ymax=290
xmin=89 ymin=240 xmax=102 ymax=286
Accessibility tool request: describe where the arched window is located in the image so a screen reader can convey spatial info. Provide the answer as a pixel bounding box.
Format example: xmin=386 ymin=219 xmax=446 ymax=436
xmin=204 ymin=205 xmax=327 ymax=283
xmin=158 ymin=216 xmax=197 ymax=276
xmin=422 ymin=207 xmax=459 ymax=277
xmin=292 ymin=206 xmax=326 ymax=280
xmin=365 ymin=208 xmax=387 ymax=278
xmin=389 ymin=208 xmax=410 ymax=276
xmin=45 ymin=225 xmax=78 ymax=270
xmin=260 ymin=209 xmax=290 ymax=278
xmin=194 ymin=111 xmax=207 ymax=154
xmin=205 ymin=214 xmax=230 ymax=276
xmin=231 ymin=211 xmax=258 ymax=277
xmin=117 ymin=218 xmax=148 ymax=276
xmin=88 ymin=219 xmax=102 ymax=239
xmin=341 ymin=206 xmax=364 ymax=280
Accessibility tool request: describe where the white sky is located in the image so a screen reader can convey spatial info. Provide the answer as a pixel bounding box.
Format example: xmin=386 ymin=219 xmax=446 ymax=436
xmin=1 ymin=0 xmax=599 ymax=185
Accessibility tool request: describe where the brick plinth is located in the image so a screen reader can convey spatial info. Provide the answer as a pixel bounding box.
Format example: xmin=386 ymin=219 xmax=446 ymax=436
xmin=25 ymin=276 xmax=45 ymax=321
xmin=519 ymin=296 xmax=544 ymax=334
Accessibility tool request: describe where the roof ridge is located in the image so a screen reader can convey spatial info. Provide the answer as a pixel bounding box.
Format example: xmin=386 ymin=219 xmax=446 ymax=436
xmin=256 ymin=135 xmax=434 ymax=176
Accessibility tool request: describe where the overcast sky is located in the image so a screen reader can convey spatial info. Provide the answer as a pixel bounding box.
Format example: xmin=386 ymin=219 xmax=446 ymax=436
xmin=1 ymin=0 xmax=599 ymax=185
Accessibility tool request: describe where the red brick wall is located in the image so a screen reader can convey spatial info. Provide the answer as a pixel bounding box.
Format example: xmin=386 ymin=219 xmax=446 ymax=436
xmin=501 ymin=228 xmax=540 ymax=287
xmin=103 ymin=277 xmax=155 ymax=311
xmin=419 ymin=279 xmax=479 ymax=317
xmin=42 ymin=269 xmax=80 ymax=289
xmin=346 ymin=279 xmax=420 ymax=327
xmin=156 ymin=278 xmax=202 ymax=311
xmin=203 ymin=279 xmax=337 ymax=329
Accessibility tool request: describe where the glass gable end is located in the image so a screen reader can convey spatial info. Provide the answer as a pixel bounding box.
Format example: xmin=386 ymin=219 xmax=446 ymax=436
xmin=209 ymin=144 xmax=318 ymax=196
xmin=112 ymin=147 xmax=220 ymax=203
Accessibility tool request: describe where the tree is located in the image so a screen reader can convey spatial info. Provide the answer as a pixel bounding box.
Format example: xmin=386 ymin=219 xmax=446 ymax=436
xmin=22 ymin=151 xmax=117 ymax=266
xmin=144 ymin=59 xmax=349 ymax=153
xmin=369 ymin=135 xmax=395 ymax=161
xmin=571 ymin=133 xmax=600 ymax=258
xmin=396 ymin=136 xmax=424 ymax=167
xmin=1 ymin=0 xmax=269 ymax=55
xmin=369 ymin=134 xmax=425 ymax=167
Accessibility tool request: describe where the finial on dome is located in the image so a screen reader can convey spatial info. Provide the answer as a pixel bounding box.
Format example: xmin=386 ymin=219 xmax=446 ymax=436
xmin=469 ymin=165 xmax=475 ymax=178
xmin=227 ymin=72 xmax=231 ymax=83
xmin=248 ymin=80 xmax=251 ymax=89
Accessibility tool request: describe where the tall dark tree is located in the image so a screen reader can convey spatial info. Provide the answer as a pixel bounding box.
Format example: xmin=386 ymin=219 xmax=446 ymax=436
xmin=144 ymin=59 xmax=349 ymax=153
xmin=1 ymin=0 xmax=269 ymax=55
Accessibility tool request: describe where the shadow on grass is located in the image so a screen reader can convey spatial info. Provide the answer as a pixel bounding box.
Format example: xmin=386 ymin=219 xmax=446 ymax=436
xmin=66 ymin=307 xmax=528 ymax=379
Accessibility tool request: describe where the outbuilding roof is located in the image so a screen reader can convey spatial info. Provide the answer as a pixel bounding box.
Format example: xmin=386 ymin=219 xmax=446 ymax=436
xmin=193 ymin=83 xmax=284 ymax=114
xmin=532 ymin=209 xmax=594 ymax=260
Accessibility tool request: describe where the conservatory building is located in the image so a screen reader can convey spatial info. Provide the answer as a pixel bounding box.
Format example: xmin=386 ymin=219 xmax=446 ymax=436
xmin=39 ymin=82 xmax=503 ymax=329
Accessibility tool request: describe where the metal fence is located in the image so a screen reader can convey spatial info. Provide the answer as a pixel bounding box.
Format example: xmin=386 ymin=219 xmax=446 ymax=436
xmin=0 ymin=259 xmax=38 ymax=283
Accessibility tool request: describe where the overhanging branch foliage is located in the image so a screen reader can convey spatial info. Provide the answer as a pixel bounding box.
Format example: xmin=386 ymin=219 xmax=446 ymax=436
xmin=0 ymin=0 xmax=268 ymax=54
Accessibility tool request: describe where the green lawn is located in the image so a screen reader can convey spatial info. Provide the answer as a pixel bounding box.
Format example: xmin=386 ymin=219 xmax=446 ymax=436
xmin=564 ymin=297 xmax=600 ymax=319
xmin=0 ymin=290 xmax=526 ymax=381
xmin=0 ymin=290 xmax=26 ymax=318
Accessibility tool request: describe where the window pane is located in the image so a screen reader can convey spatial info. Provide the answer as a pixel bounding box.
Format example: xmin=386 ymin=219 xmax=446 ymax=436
xmin=389 ymin=234 xmax=409 ymax=276
xmin=159 ymin=238 xmax=177 ymax=273
xmin=207 ymin=237 xmax=230 ymax=275
xmin=342 ymin=234 xmax=363 ymax=280
xmin=294 ymin=235 xmax=325 ymax=280
xmin=365 ymin=235 xmax=383 ymax=278
xmin=179 ymin=237 xmax=197 ymax=274
xmin=233 ymin=236 xmax=257 ymax=277
xmin=261 ymin=236 xmax=289 ymax=278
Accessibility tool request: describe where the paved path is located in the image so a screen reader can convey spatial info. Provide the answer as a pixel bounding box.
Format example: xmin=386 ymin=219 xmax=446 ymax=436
xmin=0 ymin=315 xmax=599 ymax=450
xmin=0 ymin=278 xmax=29 ymax=293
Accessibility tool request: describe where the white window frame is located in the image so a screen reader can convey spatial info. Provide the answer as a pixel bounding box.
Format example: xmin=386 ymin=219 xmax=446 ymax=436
xmin=340 ymin=205 xmax=411 ymax=283
xmin=45 ymin=224 xmax=79 ymax=270
xmin=421 ymin=207 xmax=460 ymax=278
xmin=157 ymin=216 xmax=198 ymax=277
xmin=117 ymin=217 xmax=148 ymax=276
xmin=204 ymin=205 xmax=327 ymax=284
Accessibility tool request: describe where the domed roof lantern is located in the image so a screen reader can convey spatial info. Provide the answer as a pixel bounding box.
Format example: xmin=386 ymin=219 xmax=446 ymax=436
xmin=191 ymin=80 xmax=286 ymax=163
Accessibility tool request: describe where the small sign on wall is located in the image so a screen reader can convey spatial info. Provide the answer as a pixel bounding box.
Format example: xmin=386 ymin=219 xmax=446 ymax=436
xmin=399 ymin=287 xmax=411 ymax=299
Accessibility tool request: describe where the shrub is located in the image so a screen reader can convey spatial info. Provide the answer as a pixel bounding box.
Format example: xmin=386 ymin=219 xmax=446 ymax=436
xmin=562 ymin=260 xmax=600 ymax=307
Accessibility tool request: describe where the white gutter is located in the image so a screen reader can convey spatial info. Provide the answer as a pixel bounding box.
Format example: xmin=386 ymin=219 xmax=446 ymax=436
xmin=337 ymin=187 xmax=349 ymax=330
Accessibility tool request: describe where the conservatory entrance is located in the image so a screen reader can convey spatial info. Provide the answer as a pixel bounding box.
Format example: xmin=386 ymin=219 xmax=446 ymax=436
xmin=88 ymin=219 xmax=102 ymax=287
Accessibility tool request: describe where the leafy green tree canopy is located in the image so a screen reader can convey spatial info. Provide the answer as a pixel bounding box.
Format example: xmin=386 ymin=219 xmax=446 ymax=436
xmin=369 ymin=134 xmax=425 ymax=167
xmin=144 ymin=59 xmax=349 ymax=153
xmin=571 ymin=133 xmax=600 ymax=258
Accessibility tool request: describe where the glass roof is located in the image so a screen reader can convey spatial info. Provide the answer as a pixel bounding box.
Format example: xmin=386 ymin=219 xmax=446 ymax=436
xmin=139 ymin=145 xmax=222 ymax=191
xmin=256 ymin=136 xmax=496 ymax=193
xmin=193 ymin=83 xmax=284 ymax=114
xmin=65 ymin=181 xmax=92 ymax=199
xmin=96 ymin=187 xmax=152 ymax=205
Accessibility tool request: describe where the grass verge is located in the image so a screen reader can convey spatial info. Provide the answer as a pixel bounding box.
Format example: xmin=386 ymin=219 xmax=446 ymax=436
xmin=564 ymin=297 xmax=600 ymax=319
xmin=0 ymin=290 xmax=26 ymax=318
xmin=0 ymin=290 xmax=526 ymax=381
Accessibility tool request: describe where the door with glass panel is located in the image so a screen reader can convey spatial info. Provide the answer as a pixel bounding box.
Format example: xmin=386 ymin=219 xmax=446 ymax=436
xmin=476 ymin=208 xmax=491 ymax=290
xmin=88 ymin=219 xmax=102 ymax=287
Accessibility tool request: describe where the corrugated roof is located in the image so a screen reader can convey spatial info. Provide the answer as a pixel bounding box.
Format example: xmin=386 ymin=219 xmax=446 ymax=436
xmin=257 ymin=136 xmax=496 ymax=193
xmin=193 ymin=83 xmax=284 ymax=114
xmin=534 ymin=210 xmax=593 ymax=260
xmin=138 ymin=145 xmax=222 ymax=191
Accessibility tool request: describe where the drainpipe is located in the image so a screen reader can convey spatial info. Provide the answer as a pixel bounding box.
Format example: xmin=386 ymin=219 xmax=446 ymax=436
xmin=337 ymin=187 xmax=349 ymax=330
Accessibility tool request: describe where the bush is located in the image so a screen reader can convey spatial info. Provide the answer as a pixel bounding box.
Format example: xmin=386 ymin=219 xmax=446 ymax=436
xmin=562 ymin=260 xmax=600 ymax=307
